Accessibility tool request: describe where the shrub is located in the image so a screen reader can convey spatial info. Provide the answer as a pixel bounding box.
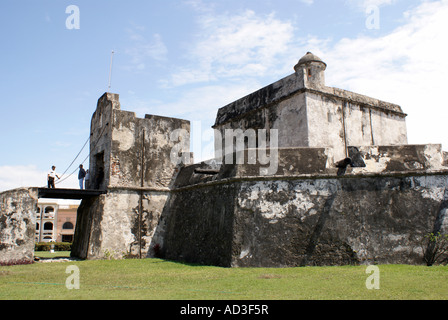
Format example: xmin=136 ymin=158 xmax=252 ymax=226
xmin=0 ymin=259 xmax=33 ymax=266
xmin=421 ymin=232 xmax=448 ymax=266
xmin=34 ymin=242 xmax=72 ymax=252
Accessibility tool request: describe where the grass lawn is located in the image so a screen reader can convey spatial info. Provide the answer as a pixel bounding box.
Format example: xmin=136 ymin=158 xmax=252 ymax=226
xmin=0 ymin=257 xmax=447 ymax=300
xmin=34 ymin=251 xmax=71 ymax=259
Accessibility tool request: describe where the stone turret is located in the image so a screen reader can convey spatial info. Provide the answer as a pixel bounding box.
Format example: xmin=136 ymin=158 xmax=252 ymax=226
xmin=294 ymin=51 xmax=327 ymax=89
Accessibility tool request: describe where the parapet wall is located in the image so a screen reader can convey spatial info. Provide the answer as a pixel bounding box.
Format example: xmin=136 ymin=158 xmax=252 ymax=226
xmin=349 ymin=144 xmax=446 ymax=173
xmin=213 ymin=73 xmax=405 ymax=128
xmin=159 ymin=145 xmax=448 ymax=267
xmin=0 ymin=188 xmax=38 ymax=265
xmin=162 ymin=169 xmax=448 ymax=267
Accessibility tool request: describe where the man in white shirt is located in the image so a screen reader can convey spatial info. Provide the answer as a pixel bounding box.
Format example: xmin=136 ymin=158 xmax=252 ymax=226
xmin=47 ymin=166 xmax=60 ymax=188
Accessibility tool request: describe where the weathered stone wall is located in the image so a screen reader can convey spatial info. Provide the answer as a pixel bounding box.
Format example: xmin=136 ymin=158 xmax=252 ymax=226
xmin=306 ymin=92 xmax=408 ymax=160
xmin=88 ymin=93 xmax=191 ymax=193
xmin=214 ymin=84 xmax=408 ymax=163
xmin=89 ymin=92 xmax=119 ymax=190
xmin=110 ymin=112 xmax=190 ymax=190
xmin=213 ymin=57 xmax=408 ymax=163
xmin=72 ymin=93 xmax=191 ymax=260
xmin=71 ymin=195 xmax=104 ymax=259
xmin=349 ymin=144 xmax=446 ymax=174
xmin=0 ymin=188 xmax=38 ymax=265
xmin=234 ymin=173 xmax=447 ymax=267
xmin=160 ymin=184 xmax=237 ymax=266
xmin=160 ymin=170 xmax=448 ymax=267
xmin=73 ymin=190 xmax=171 ymax=260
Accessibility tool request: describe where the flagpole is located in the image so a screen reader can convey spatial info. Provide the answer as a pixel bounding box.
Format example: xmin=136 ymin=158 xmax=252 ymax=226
xmin=108 ymin=50 xmax=114 ymax=92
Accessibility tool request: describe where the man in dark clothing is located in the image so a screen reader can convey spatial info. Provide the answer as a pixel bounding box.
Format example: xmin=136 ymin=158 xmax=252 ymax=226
xmin=78 ymin=164 xmax=86 ymax=189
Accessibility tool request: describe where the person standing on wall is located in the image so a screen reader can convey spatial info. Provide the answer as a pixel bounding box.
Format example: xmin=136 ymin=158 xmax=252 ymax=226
xmin=47 ymin=166 xmax=60 ymax=189
xmin=78 ymin=164 xmax=86 ymax=189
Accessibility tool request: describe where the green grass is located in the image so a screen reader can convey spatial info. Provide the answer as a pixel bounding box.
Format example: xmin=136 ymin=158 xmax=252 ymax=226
xmin=34 ymin=251 xmax=71 ymax=259
xmin=0 ymin=258 xmax=447 ymax=300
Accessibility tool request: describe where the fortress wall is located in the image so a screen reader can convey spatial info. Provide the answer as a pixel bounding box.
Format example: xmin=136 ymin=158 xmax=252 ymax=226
xmin=233 ymin=173 xmax=447 ymax=267
xmin=161 ymin=183 xmax=238 ymax=267
xmin=306 ymin=92 xmax=408 ymax=161
xmin=71 ymin=195 xmax=104 ymax=259
xmin=349 ymin=144 xmax=446 ymax=173
xmin=73 ymin=189 xmax=170 ymax=260
xmin=72 ymin=93 xmax=191 ymax=260
xmin=0 ymin=188 xmax=38 ymax=265
xmin=161 ymin=171 xmax=448 ymax=267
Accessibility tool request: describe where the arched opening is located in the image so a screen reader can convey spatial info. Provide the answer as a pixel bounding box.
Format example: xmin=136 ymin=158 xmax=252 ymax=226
xmin=43 ymin=222 xmax=53 ymax=231
xmin=63 ymin=222 xmax=74 ymax=230
xmin=44 ymin=206 xmax=55 ymax=218
xmin=44 ymin=206 xmax=54 ymax=213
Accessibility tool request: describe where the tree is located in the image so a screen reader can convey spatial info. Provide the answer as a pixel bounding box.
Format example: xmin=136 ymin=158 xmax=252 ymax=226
xmin=421 ymin=232 xmax=448 ymax=266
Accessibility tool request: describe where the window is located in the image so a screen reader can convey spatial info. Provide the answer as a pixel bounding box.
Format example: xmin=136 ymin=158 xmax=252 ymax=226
xmin=62 ymin=235 xmax=73 ymax=242
xmin=45 ymin=206 xmax=54 ymax=213
xmin=63 ymin=222 xmax=74 ymax=230
xmin=44 ymin=222 xmax=53 ymax=231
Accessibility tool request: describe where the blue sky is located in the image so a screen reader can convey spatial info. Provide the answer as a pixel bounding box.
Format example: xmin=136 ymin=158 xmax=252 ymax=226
xmin=0 ymin=0 xmax=447 ymax=191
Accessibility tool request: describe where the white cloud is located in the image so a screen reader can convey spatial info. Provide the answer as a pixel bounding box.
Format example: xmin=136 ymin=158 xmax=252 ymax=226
xmin=166 ymin=9 xmax=296 ymax=86
xmin=300 ymin=0 xmax=315 ymax=5
xmin=128 ymin=80 xmax=262 ymax=122
xmin=123 ymin=27 xmax=168 ymax=72
xmin=0 ymin=165 xmax=81 ymax=192
xmin=346 ymin=0 xmax=397 ymax=9
xmin=321 ymin=0 xmax=448 ymax=150
xmin=0 ymin=165 xmax=45 ymax=192
xmin=143 ymin=0 xmax=448 ymax=161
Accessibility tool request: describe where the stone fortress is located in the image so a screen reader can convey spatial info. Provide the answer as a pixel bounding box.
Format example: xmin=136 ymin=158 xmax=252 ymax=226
xmin=1 ymin=52 xmax=448 ymax=267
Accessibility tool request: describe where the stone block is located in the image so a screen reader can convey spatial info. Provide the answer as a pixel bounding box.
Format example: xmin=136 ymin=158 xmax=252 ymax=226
xmin=349 ymin=144 xmax=446 ymax=174
xmin=0 ymin=188 xmax=38 ymax=265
